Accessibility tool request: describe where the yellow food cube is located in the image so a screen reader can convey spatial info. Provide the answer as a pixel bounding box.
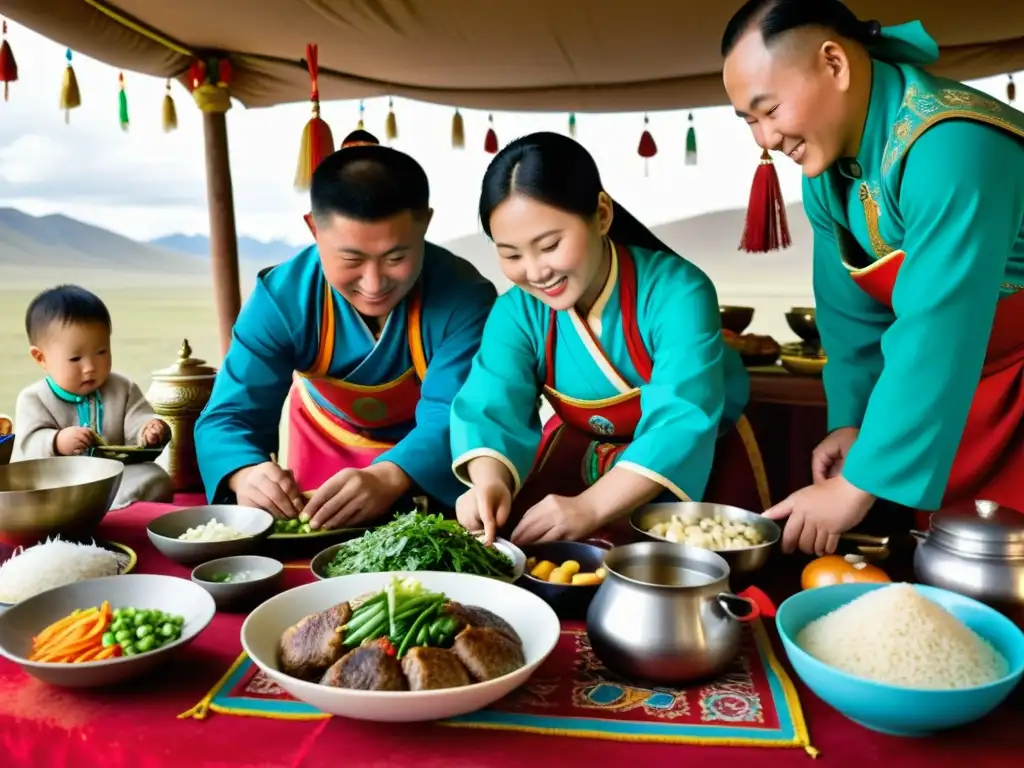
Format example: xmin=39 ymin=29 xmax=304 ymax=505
xmin=571 ymin=572 xmax=602 ymax=586
xmin=531 ymin=560 xmax=557 ymax=580
xmin=559 ymin=560 xmax=581 ymax=576
xmin=548 ymin=567 xmax=572 ymax=584
xmin=595 ymin=567 xmax=606 ymax=579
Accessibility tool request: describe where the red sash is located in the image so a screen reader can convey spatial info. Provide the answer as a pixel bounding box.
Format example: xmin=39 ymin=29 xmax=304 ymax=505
xmin=849 ymin=252 xmax=1024 ymax=513
xmin=287 ymin=283 xmax=427 ymax=492
xmin=510 ymin=244 xmax=769 ymax=538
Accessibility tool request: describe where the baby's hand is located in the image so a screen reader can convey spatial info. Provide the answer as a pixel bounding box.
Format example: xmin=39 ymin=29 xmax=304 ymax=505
xmin=55 ymin=426 xmax=95 ymax=456
xmin=140 ymin=419 xmax=170 ymax=447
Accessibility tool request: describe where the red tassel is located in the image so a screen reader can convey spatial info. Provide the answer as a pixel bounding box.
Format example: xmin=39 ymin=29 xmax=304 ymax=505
xmin=739 ymin=149 xmax=791 ymax=253
xmin=294 ymin=44 xmax=335 ymax=191
xmin=218 ymin=59 xmax=232 ymax=87
xmin=484 ymin=114 xmax=498 ymax=154
xmin=637 ymin=113 xmax=657 ymax=176
xmin=188 ymin=59 xmax=207 ymax=90
xmin=0 ymin=20 xmax=18 ymax=102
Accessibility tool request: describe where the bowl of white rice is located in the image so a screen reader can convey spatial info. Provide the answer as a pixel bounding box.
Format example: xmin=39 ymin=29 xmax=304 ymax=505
xmin=776 ymin=582 xmax=1024 ymax=737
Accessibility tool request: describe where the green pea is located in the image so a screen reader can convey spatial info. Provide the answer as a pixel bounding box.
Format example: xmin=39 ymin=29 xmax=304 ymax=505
xmin=114 ymin=629 xmax=132 ymax=644
xmin=169 ymin=614 xmax=184 ymax=626
xmin=136 ymin=635 xmax=156 ymax=653
xmin=159 ymin=622 xmax=177 ymax=639
xmin=135 ymin=625 xmax=153 ymax=639
xmin=109 ymin=620 xmax=124 ymax=634
xmin=121 ymin=643 xmax=136 ymax=656
xmin=101 ymin=632 xmax=116 ymax=647
xmin=132 ymin=613 xmax=147 ymax=627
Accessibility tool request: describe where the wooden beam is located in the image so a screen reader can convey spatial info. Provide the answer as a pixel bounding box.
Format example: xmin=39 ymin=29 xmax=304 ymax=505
xmin=201 ymin=109 xmax=241 ymax=358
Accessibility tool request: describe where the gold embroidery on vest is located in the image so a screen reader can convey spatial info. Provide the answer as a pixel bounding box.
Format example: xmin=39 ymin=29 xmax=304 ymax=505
xmin=883 ymin=85 xmax=1024 ymax=172
xmin=858 ymin=183 xmax=893 ymax=259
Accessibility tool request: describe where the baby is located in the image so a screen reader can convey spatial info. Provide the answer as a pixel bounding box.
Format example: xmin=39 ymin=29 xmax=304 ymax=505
xmin=12 ymin=285 xmax=174 ymax=507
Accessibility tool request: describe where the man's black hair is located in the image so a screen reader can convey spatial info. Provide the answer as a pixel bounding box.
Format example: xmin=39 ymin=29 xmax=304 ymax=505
xmin=341 ymin=129 xmax=380 ymax=147
xmin=721 ymin=0 xmax=874 ymax=58
xmin=310 ymin=145 xmax=429 ymax=224
xmin=25 ymin=285 xmax=112 ymax=344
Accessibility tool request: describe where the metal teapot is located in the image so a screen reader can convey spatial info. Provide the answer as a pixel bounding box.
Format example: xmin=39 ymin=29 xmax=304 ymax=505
xmin=585 ymin=542 xmax=759 ymax=685
xmin=913 ymin=499 xmax=1024 ymax=626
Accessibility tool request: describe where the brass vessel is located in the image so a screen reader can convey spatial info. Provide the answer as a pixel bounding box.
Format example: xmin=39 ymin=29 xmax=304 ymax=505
xmin=146 ymin=340 xmax=218 ymax=492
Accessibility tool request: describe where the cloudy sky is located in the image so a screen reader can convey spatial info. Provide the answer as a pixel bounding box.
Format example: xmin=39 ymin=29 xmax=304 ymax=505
xmin=0 ymin=22 xmax=1020 ymax=246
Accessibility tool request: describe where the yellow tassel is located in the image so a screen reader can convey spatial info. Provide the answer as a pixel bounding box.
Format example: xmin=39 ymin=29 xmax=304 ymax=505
xmin=385 ymin=96 xmax=397 ymax=141
xmin=294 ymin=109 xmax=334 ymax=191
xmin=59 ymin=49 xmax=80 ymax=124
xmin=162 ymin=80 xmax=177 ymax=133
xmin=451 ymin=109 xmax=465 ymax=149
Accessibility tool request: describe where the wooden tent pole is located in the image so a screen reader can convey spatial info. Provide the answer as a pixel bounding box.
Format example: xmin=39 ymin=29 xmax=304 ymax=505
xmin=194 ymin=81 xmax=240 ymax=358
xmin=202 ymin=110 xmax=241 ymax=357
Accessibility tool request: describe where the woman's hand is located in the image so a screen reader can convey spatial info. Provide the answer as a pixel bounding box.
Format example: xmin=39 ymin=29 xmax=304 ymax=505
xmin=455 ymin=481 xmax=512 ymax=545
xmin=812 ymin=427 xmax=859 ymax=484
xmin=511 ymin=494 xmax=599 ymax=545
xmin=764 ymin=474 xmax=875 ymax=555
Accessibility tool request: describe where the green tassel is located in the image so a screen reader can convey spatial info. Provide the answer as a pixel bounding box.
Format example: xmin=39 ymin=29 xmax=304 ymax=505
xmin=685 ymin=113 xmax=696 ymax=166
xmin=118 ymin=73 xmax=129 ymax=131
xmin=568 ymin=111 xmax=577 ymax=138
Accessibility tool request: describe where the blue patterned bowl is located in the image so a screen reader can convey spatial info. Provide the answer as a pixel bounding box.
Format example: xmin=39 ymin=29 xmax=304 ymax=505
xmin=777 ymin=583 xmax=1024 ymax=736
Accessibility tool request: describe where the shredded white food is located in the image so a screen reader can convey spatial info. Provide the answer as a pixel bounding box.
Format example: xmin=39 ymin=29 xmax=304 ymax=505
xmin=796 ymin=583 xmax=1008 ymax=689
xmin=647 ymin=512 xmax=764 ymax=550
xmin=0 ymin=537 xmax=128 ymax=603
xmin=177 ymin=519 xmax=246 ymax=542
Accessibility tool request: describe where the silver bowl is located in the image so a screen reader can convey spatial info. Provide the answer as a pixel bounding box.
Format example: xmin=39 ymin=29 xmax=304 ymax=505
xmin=630 ymin=502 xmax=780 ymax=575
xmin=0 ymin=573 xmax=215 ymax=688
xmin=147 ymin=505 xmax=274 ymax=565
xmin=191 ymin=555 xmax=284 ymax=612
xmin=0 ymin=457 xmax=124 ymax=546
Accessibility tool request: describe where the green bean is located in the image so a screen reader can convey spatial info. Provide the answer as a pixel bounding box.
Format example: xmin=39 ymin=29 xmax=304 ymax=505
xmin=394 ymin=594 xmax=444 ymax=621
xmin=343 ymin=612 xmax=388 ymax=647
xmin=415 ymin=623 xmax=429 ymax=647
xmin=397 ymin=606 xmax=437 ymax=658
xmin=346 ymin=603 xmax=385 ymax=633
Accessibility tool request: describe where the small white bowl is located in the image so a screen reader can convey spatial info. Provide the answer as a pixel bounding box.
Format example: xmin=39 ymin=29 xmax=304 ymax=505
xmin=146 ymin=505 xmax=274 ymax=565
xmin=191 ymin=555 xmax=284 ymax=612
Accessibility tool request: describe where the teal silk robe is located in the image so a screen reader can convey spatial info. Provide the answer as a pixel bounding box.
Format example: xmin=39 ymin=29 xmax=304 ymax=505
xmin=449 ymin=244 xmax=749 ymax=501
xmin=195 ymin=243 xmax=497 ymax=506
xmin=805 ymin=60 xmax=1024 ymax=509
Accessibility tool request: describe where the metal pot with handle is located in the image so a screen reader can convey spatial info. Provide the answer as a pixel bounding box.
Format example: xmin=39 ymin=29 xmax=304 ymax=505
xmin=912 ymin=499 xmax=1024 ymax=625
xmin=585 ymin=541 xmax=759 ymax=685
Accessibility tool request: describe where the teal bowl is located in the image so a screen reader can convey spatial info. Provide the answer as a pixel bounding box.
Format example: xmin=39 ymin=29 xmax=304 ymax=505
xmin=776 ymin=583 xmax=1024 ymax=737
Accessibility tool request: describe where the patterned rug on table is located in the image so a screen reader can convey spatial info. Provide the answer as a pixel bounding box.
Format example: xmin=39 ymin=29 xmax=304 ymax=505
xmin=182 ymin=620 xmax=815 ymax=753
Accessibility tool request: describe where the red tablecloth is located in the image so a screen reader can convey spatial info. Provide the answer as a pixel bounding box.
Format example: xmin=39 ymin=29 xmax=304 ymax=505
xmin=1 ymin=503 xmax=1021 ymax=767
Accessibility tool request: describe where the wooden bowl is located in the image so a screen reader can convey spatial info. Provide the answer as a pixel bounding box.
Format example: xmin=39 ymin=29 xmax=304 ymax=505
xmin=720 ymin=306 xmax=754 ymax=335
xmin=785 ymin=309 xmax=819 ymax=344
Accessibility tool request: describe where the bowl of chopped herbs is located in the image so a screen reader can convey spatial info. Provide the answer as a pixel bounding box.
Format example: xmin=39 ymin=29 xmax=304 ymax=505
xmin=310 ymin=511 xmax=525 ymax=582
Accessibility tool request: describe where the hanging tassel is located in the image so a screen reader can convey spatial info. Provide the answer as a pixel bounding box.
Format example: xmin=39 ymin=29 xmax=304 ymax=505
xmin=356 ymin=100 xmax=365 ymax=130
xmin=162 ymin=79 xmax=177 ymax=132
xmin=0 ymin=20 xmax=17 ymax=102
xmin=59 ymin=49 xmax=81 ymax=124
xmin=637 ymin=113 xmax=657 ymax=176
xmin=294 ymin=43 xmax=335 ymax=191
xmin=568 ymin=112 xmax=577 ymax=139
xmin=685 ymin=112 xmax=697 ymax=166
xmin=484 ymin=114 xmax=498 ymax=154
xmin=1008 ymin=75 xmax=1016 ymax=103
xmin=217 ymin=59 xmax=232 ymax=88
xmin=739 ymin=149 xmax=792 ymax=253
xmin=118 ymin=72 xmax=129 ymax=131
xmin=385 ymin=96 xmax=397 ymax=142
xmin=451 ymin=109 xmax=465 ymax=149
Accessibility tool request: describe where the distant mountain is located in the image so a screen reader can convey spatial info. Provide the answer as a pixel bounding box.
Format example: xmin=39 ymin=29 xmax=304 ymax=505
xmin=0 ymin=208 xmax=206 ymax=274
xmin=150 ymin=233 xmax=300 ymax=267
xmin=442 ymin=202 xmax=814 ymax=295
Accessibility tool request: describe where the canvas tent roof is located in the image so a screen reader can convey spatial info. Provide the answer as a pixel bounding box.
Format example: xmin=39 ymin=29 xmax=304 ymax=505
xmin=1 ymin=1 xmax=1021 ymax=112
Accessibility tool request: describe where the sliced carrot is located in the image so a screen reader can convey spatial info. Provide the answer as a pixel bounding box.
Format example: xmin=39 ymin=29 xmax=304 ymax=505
xmin=73 ymin=647 xmax=102 ymax=663
xmin=93 ymin=646 xmax=117 ymax=661
xmin=32 ymin=609 xmax=98 ymax=648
